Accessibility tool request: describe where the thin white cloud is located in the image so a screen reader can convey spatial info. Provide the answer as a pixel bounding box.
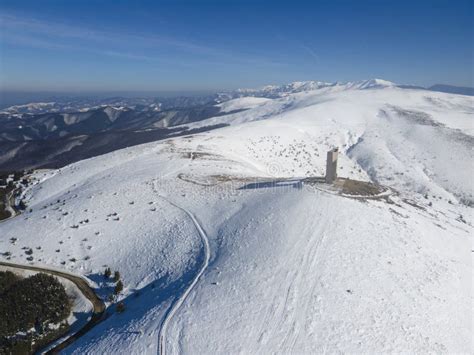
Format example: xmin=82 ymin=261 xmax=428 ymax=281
xmin=0 ymin=12 xmax=285 ymax=67
xmin=0 ymin=13 xmax=211 ymax=54
xmin=300 ymin=44 xmax=320 ymax=62
xmin=274 ymin=34 xmax=321 ymax=64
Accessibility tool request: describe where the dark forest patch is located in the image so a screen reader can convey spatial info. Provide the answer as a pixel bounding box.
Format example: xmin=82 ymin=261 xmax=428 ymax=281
xmin=0 ymin=271 xmax=71 ymax=354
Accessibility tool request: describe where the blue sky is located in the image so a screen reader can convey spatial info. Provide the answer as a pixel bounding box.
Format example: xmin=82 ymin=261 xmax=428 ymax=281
xmin=0 ymin=0 xmax=472 ymax=92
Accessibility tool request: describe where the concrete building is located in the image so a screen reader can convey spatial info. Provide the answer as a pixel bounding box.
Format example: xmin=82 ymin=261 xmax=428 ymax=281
xmin=325 ymin=148 xmax=339 ymax=183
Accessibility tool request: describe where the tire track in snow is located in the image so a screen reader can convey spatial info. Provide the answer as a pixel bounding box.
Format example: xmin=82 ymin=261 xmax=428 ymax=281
xmin=255 ymin=205 xmax=329 ymax=352
xmin=155 ymin=194 xmax=210 ymax=355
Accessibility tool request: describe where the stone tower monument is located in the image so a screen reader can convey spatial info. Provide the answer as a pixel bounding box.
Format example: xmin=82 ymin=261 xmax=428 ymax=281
xmin=325 ymin=148 xmax=339 ymax=183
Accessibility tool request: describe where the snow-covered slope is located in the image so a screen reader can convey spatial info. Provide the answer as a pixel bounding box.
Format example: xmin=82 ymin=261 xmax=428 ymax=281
xmin=186 ymin=86 xmax=473 ymax=204
xmin=216 ymin=96 xmax=270 ymax=113
xmin=0 ymin=82 xmax=472 ymax=354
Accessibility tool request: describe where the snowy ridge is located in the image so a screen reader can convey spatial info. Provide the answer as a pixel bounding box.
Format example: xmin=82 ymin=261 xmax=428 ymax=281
xmin=1 ymin=102 xmax=58 ymax=114
xmin=350 ymin=78 xmax=395 ymax=89
xmin=220 ymin=78 xmax=397 ymax=100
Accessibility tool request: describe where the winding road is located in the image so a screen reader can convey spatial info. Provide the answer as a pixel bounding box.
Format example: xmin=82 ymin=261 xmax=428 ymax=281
xmin=0 ymin=188 xmax=19 ymax=222
xmin=156 ymin=195 xmax=211 ymax=355
xmin=4 ymin=190 xmax=18 ymax=219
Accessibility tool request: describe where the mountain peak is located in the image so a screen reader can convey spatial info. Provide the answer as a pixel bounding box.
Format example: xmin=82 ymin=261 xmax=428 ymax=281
xmin=356 ymin=78 xmax=396 ymax=89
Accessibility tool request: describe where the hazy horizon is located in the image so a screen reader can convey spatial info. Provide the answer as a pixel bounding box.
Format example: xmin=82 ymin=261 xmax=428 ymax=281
xmin=2 ymin=79 xmax=474 ymax=108
xmin=0 ymin=89 xmax=218 ymax=107
xmin=1 ymin=0 xmax=472 ymax=93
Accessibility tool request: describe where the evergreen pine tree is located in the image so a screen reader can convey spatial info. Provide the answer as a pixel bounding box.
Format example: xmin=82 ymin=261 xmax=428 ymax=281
xmin=114 ymin=280 xmax=123 ymax=294
xmin=104 ymin=267 xmax=111 ymax=278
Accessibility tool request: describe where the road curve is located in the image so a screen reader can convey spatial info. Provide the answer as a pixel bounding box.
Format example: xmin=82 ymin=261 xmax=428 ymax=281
xmin=0 ymin=261 xmax=106 ymax=354
xmin=0 ymin=189 xmax=19 ymax=223
xmin=156 ymin=196 xmax=211 ymax=355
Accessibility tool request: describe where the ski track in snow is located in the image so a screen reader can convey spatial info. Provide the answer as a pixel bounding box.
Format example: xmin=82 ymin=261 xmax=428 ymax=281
xmin=154 ymin=193 xmax=211 ymax=355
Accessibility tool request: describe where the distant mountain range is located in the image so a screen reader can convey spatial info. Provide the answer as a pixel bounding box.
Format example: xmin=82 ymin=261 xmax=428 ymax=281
xmin=0 ymin=95 xmax=216 ymax=114
xmin=1 ymin=80 xmax=389 ymax=115
xmin=0 ymin=102 xmax=234 ymax=171
xmin=428 ymin=84 xmax=474 ymax=96
xmin=2 ymin=81 xmax=472 ymax=115
xmin=0 ymin=79 xmax=472 ymax=172
xmin=0 ymin=104 xmax=230 ymax=142
xmin=218 ymin=80 xmax=474 ymax=100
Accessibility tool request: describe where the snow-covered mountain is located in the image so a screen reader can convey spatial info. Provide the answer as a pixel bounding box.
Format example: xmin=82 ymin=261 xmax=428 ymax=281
xmin=0 ymin=104 xmax=219 ymax=142
xmin=0 ymin=79 xmax=406 ymax=171
xmin=0 ymin=81 xmax=472 ymax=353
xmin=2 ymin=79 xmax=472 ymax=116
xmin=217 ymin=78 xmax=396 ymax=101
